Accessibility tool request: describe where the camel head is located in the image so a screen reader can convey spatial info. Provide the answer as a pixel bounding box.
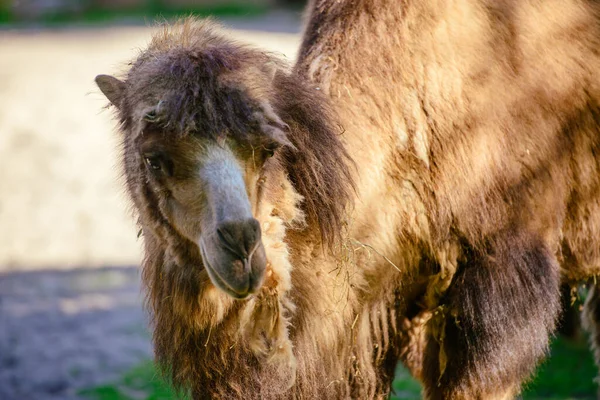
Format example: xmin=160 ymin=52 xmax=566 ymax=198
xmin=94 ymin=27 xmax=295 ymax=300
xmin=94 ymin=20 xmax=353 ymax=306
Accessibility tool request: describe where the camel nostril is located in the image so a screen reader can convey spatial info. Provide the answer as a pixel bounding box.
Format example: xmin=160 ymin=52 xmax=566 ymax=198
xmin=216 ymin=225 xmax=236 ymax=253
xmin=216 ymin=218 xmax=262 ymax=258
xmin=244 ymin=218 xmax=261 ymax=253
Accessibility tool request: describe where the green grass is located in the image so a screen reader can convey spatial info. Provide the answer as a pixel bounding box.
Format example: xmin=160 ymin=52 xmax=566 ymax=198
xmin=521 ymin=336 xmax=597 ymax=400
xmin=39 ymin=5 xmax=266 ymax=24
xmin=79 ymin=362 xmax=188 ymax=400
xmin=0 ymin=0 xmax=12 ymax=23
xmin=0 ymin=2 xmax=267 ymax=26
xmin=81 ymin=337 xmax=597 ymax=400
xmin=391 ymin=366 xmax=422 ymax=399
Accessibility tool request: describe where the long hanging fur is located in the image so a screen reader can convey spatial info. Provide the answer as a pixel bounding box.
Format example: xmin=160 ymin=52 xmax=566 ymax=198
xmin=109 ymin=19 xmax=361 ymax=399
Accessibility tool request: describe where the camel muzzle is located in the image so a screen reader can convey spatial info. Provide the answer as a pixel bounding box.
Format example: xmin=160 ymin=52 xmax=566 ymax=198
xmin=200 ymin=218 xmax=267 ymax=299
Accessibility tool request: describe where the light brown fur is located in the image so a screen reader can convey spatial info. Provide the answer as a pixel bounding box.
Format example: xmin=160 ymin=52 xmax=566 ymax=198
xmin=96 ymin=0 xmax=600 ymax=398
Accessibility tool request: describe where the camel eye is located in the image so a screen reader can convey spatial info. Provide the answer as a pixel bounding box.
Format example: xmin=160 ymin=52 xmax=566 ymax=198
xmin=144 ymin=110 xmax=157 ymax=121
xmin=265 ymin=143 xmax=279 ymax=158
xmin=144 ymin=155 xmax=162 ymax=171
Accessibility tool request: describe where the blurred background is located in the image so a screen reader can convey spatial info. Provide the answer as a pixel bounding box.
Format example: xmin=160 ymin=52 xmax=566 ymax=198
xmin=0 ymin=1 xmax=596 ymax=399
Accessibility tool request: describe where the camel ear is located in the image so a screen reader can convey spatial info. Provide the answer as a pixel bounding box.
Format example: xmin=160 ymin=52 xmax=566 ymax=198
xmin=95 ymin=74 xmax=125 ymax=107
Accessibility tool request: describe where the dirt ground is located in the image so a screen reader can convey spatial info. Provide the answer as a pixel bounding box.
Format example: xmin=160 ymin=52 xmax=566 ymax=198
xmin=0 ymin=12 xmax=301 ymax=399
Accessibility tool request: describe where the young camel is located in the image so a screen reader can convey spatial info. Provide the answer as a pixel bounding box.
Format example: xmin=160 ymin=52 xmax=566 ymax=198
xmin=96 ymin=0 xmax=600 ymax=398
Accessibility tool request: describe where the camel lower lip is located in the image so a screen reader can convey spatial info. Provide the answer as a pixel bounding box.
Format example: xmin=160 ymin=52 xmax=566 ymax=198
xmin=206 ymin=262 xmax=250 ymax=299
xmin=200 ymin=239 xmax=252 ymax=300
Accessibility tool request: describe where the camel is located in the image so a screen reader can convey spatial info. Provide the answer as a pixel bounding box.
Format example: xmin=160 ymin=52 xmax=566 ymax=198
xmin=95 ymin=0 xmax=600 ymax=398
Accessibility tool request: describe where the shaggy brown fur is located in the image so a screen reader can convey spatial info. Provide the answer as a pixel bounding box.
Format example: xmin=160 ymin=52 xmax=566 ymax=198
xmin=99 ymin=20 xmax=363 ymax=398
xmin=296 ymin=0 xmax=600 ymax=397
xmin=113 ymin=26 xmax=353 ymax=247
xmin=96 ymin=0 xmax=600 ymax=398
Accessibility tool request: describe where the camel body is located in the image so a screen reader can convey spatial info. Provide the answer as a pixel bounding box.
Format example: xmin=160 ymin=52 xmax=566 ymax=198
xmin=96 ymin=0 xmax=600 ymax=398
xmin=293 ymin=1 xmax=600 ymax=397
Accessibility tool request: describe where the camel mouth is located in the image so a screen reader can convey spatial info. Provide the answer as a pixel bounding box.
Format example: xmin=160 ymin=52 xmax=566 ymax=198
xmin=204 ymin=259 xmax=252 ymax=299
xmin=199 ymin=236 xmax=266 ymax=300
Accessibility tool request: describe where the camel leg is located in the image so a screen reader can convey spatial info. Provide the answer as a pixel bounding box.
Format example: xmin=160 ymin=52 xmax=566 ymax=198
xmin=583 ymin=282 xmax=600 ymax=397
xmin=419 ymin=233 xmax=561 ymax=399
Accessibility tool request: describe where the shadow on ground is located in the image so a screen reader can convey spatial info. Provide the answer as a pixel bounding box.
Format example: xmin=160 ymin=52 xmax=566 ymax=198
xmin=2 ymin=267 xmax=597 ymax=400
xmin=0 ymin=267 xmax=152 ymax=400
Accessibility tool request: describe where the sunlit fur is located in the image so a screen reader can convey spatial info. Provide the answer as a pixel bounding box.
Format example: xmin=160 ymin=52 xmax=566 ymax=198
xmin=296 ymin=0 xmax=600 ymax=397
xmin=97 ymin=0 xmax=600 ymax=398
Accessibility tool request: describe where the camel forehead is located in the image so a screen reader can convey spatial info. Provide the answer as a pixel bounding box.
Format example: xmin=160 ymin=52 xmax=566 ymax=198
xmin=125 ymin=33 xmax=272 ymax=97
xmin=122 ymin=52 xmax=263 ymax=139
xmin=125 ymin=50 xmax=235 ymax=105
